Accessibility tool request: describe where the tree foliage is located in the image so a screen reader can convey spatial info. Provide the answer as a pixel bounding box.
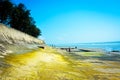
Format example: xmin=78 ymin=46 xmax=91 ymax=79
xmin=0 ymin=0 xmax=41 ymax=37
xmin=0 ymin=0 xmax=13 ymax=24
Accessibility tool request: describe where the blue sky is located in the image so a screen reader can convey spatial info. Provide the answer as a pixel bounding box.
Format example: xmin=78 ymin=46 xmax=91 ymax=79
xmin=12 ymin=0 xmax=120 ymax=44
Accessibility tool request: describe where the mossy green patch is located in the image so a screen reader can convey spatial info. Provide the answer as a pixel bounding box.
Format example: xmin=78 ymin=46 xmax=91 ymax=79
xmin=77 ymin=52 xmax=104 ymax=56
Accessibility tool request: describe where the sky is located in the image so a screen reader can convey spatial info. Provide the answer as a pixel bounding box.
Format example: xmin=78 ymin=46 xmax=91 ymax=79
xmin=12 ymin=0 xmax=120 ymax=44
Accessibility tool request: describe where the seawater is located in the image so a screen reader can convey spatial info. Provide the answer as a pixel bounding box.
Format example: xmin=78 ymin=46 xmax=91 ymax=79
xmin=54 ymin=42 xmax=120 ymax=51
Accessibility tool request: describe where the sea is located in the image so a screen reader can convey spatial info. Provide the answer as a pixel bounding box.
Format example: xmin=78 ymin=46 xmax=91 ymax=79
xmin=51 ymin=41 xmax=120 ymax=51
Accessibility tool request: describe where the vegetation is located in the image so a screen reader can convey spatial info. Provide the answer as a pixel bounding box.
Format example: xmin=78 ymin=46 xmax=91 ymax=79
xmin=0 ymin=0 xmax=41 ymax=37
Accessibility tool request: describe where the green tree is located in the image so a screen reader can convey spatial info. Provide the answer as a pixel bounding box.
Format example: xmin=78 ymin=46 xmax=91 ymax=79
xmin=0 ymin=0 xmax=41 ymax=38
xmin=10 ymin=3 xmax=30 ymax=32
xmin=0 ymin=0 xmax=13 ymax=24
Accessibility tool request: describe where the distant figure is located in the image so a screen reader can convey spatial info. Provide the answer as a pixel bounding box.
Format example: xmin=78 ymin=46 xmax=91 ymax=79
xmin=68 ymin=47 xmax=71 ymax=52
xmin=75 ymin=46 xmax=77 ymax=49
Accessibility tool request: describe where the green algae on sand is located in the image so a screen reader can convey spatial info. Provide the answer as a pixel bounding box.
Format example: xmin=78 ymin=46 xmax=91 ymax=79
xmin=0 ymin=47 xmax=120 ymax=80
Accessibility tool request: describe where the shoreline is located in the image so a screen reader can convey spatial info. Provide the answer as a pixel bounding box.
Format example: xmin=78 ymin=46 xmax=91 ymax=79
xmin=57 ymin=47 xmax=120 ymax=55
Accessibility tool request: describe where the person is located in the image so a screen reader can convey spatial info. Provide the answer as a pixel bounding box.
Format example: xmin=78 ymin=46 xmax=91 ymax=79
xmin=75 ymin=46 xmax=77 ymax=49
xmin=68 ymin=47 xmax=71 ymax=52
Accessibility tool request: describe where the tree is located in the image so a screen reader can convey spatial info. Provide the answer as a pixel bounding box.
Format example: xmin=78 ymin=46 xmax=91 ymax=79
xmin=0 ymin=0 xmax=41 ymax=38
xmin=27 ymin=24 xmax=41 ymax=37
xmin=10 ymin=3 xmax=30 ymax=32
xmin=0 ymin=0 xmax=13 ymax=24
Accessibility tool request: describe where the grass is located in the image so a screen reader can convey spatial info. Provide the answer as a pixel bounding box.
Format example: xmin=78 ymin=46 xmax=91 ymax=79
xmin=0 ymin=47 xmax=120 ymax=80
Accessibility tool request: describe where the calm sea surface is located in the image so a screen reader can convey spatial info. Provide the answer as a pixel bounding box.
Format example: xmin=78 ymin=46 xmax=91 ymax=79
xmin=54 ymin=42 xmax=120 ymax=51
